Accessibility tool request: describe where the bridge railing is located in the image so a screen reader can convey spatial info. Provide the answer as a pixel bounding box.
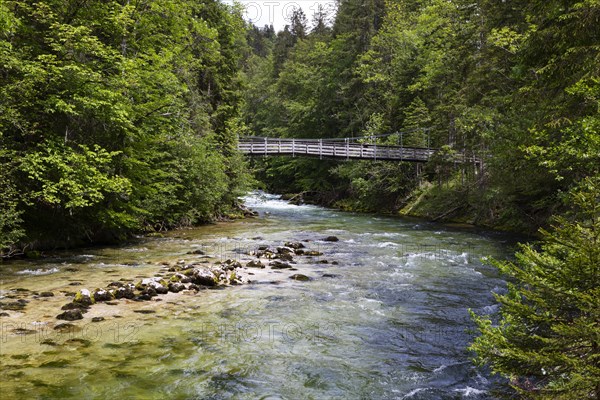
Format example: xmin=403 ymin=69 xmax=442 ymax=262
xmin=237 ymin=137 xmax=438 ymax=162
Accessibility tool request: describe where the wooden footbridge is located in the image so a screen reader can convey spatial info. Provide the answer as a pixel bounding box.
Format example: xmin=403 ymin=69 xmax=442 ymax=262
xmin=238 ymin=136 xmax=441 ymax=162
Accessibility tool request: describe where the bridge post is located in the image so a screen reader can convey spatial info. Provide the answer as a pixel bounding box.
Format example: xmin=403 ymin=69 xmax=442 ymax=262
xmin=319 ymin=139 xmax=322 ymax=160
xmin=374 ymin=139 xmax=377 ymax=161
xmin=345 ymin=138 xmax=349 ymax=160
xmin=264 ymin=137 xmax=267 ymax=156
xmin=292 ymin=138 xmax=295 ymax=157
xmin=400 ymin=132 xmax=403 ymax=161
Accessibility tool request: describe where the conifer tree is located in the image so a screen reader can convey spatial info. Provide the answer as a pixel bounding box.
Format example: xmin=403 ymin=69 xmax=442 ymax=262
xmin=402 ymin=97 xmax=431 ymax=148
xmin=470 ymin=177 xmax=600 ymax=398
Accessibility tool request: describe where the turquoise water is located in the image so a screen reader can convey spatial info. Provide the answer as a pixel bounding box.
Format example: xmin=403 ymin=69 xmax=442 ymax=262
xmin=0 ymin=192 xmax=512 ymax=399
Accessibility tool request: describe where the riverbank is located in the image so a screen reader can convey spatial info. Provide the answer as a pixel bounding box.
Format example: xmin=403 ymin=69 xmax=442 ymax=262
xmin=1 ymin=203 xmax=259 ymax=261
xmin=276 ymin=180 xmax=543 ymax=235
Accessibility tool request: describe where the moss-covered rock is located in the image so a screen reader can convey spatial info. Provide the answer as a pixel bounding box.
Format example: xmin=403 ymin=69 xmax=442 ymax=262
xmin=114 ymin=284 xmax=136 ymax=299
xmin=136 ymin=278 xmax=168 ymax=294
xmin=73 ymin=289 xmax=94 ymax=306
xmin=191 ymin=268 xmax=217 ymax=286
xmin=92 ymin=289 xmax=114 ymax=302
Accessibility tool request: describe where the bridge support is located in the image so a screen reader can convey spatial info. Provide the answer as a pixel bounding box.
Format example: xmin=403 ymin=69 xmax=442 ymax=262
xmin=319 ymin=139 xmax=322 ymax=160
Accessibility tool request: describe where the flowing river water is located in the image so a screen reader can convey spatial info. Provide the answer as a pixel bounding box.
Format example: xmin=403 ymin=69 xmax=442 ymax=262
xmin=0 ymin=192 xmax=514 ymax=399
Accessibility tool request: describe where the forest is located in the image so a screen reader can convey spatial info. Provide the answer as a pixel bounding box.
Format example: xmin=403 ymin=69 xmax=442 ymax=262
xmin=245 ymin=0 xmax=599 ymax=234
xmin=0 ymin=0 xmax=599 ymax=397
xmin=0 ymin=0 xmax=253 ymax=255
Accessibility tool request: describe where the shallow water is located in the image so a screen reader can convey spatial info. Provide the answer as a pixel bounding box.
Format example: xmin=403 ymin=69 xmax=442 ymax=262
xmin=0 ymin=192 xmax=512 ymax=399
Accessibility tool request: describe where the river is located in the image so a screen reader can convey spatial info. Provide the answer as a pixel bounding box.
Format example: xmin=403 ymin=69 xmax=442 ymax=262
xmin=0 ymin=192 xmax=512 ymax=399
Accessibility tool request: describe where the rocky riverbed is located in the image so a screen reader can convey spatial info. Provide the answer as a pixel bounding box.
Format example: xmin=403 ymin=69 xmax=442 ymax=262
xmin=0 ymin=238 xmax=340 ymax=334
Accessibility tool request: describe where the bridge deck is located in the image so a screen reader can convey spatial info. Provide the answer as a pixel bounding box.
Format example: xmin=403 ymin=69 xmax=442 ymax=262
xmin=238 ymin=137 xmax=437 ymax=162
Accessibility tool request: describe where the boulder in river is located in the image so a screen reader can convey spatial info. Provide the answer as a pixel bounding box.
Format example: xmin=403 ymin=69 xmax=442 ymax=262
xmin=141 ymin=287 xmax=157 ymax=298
xmin=191 ymin=268 xmax=217 ymax=286
xmin=255 ymin=249 xmax=277 ymax=259
xmin=93 ymin=289 xmax=114 ymax=302
xmin=73 ymin=289 xmax=94 ymax=306
xmin=168 ymin=282 xmax=186 ymax=293
xmin=114 ymin=284 xmax=136 ymax=299
xmin=323 ymin=236 xmax=339 ymax=242
xmin=276 ymin=253 xmax=294 ymax=262
xmin=170 ymin=273 xmax=191 ymax=283
xmin=136 ymin=278 xmax=169 ymax=294
xmin=57 ymin=309 xmax=83 ymax=321
xmin=39 ymin=291 xmax=54 ymax=297
xmin=304 ymin=250 xmax=323 ymax=256
xmin=187 ymin=249 xmax=206 ymax=255
xmin=54 ymin=323 xmax=81 ymax=333
xmin=246 ymin=260 xmax=265 ymax=269
xmin=154 ymin=284 xmax=168 ymax=295
xmin=0 ymin=301 xmax=26 ymax=311
xmin=285 ymin=242 xmax=305 ymax=250
xmin=13 ymin=328 xmax=37 ymax=335
xmin=61 ymin=302 xmax=89 ymax=313
xmin=221 ymin=259 xmax=242 ymax=270
xmin=277 ymin=246 xmax=294 ymax=255
xmin=290 ymin=274 xmax=312 ymax=282
xmin=134 ymin=309 xmax=156 ymax=314
xmin=270 ymin=260 xmax=293 ymax=270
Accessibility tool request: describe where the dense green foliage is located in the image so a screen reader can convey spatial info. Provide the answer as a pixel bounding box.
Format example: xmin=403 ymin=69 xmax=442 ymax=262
xmin=243 ymin=0 xmax=600 ymax=232
xmin=470 ymin=178 xmax=600 ymax=398
xmin=0 ymin=0 xmax=252 ymax=255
